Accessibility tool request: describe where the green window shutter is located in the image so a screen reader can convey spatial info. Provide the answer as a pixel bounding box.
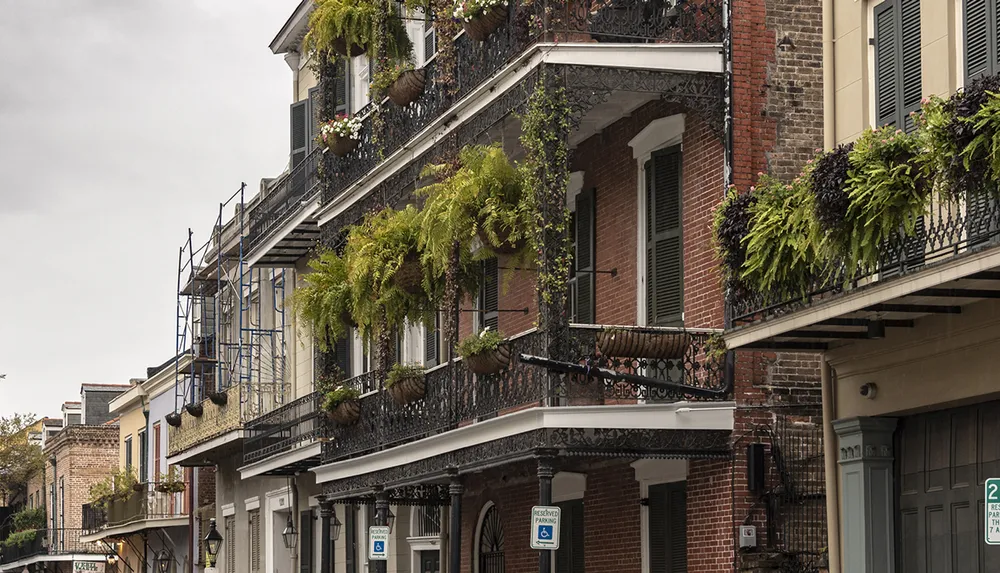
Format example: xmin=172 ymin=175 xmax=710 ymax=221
xmin=899 ymin=0 xmax=922 ymax=132
xmin=645 ymin=147 xmax=684 ymax=327
xmin=874 ymin=2 xmax=900 ymax=128
xmin=290 ymin=99 xmax=309 ymax=169
xmin=648 ymin=482 xmax=687 ymax=573
xmin=478 ymin=257 xmax=499 ymax=331
xmin=424 ymin=313 xmax=440 ymax=367
xmin=574 ymin=188 xmax=597 ymax=324
xmin=335 ymin=57 xmax=351 ymax=116
xmin=299 ymin=510 xmax=313 ymax=573
xmin=964 ymin=0 xmax=994 ymax=80
xmin=555 ymin=499 xmax=585 ymax=573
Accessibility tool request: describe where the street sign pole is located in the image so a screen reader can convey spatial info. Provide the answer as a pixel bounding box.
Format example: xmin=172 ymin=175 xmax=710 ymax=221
xmin=987 ymin=478 xmax=1000 ymax=545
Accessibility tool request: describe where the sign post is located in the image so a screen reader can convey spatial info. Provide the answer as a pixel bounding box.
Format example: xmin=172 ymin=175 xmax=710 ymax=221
xmin=987 ymin=478 xmax=1000 ymax=545
xmin=369 ymin=525 xmax=390 ymax=560
xmin=529 ymin=506 xmax=561 ymax=551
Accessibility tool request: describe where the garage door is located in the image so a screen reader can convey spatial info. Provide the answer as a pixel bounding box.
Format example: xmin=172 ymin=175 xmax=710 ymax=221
xmin=897 ymin=401 xmax=1000 ymax=572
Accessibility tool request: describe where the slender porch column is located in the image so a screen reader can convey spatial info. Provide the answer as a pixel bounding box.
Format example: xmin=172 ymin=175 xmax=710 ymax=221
xmin=374 ymin=488 xmax=389 ymax=573
xmin=319 ymin=499 xmax=334 ymax=573
xmin=537 ymin=455 xmax=555 ymax=573
xmin=449 ymin=472 xmax=463 ymax=573
xmin=833 ymin=417 xmax=897 ymax=573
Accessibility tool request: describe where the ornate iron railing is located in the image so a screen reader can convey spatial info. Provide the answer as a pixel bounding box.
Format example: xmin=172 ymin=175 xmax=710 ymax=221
xmin=243 ymin=391 xmax=325 ymax=466
xmin=0 ymin=529 xmax=104 ymax=564
xmin=80 ymin=482 xmax=190 ymax=534
xmin=318 ymin=0 xmax=722 ymax=208
xmin=321 ymin=325 xmax=731 ymax=463
xmin=729 ymin=194 xmax=1000 ymax=325
xmin=246 ymin=146 xmax=323 ymax=252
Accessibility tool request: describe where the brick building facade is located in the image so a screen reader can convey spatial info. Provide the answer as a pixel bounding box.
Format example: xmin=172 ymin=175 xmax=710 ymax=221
xmin=44 ymin=424 xmax=120 ymax=533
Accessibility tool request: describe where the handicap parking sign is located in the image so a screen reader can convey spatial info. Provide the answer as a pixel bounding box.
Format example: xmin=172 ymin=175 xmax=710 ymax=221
xmin=373 ymin=541 xmax=385 ymax=552
xmin=369 ymin=526 xmax=390 ymax=560
xmin=530 ymin=506 xmax=560 ymax=550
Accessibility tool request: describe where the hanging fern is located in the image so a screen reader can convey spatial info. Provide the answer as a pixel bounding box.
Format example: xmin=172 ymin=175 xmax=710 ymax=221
xmin=305 ymin=0 xmax=413 ymax=62
xmin=712 ymin=185 xmax=757 ymax=295
xmin=291 ymin=250 xmax=354 ymax=352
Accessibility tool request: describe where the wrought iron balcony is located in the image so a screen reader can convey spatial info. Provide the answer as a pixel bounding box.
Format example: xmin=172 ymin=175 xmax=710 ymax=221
xmin=246 ymin=146 xmax=323 ymax=252
xmin=319 ymin=0 xmax=722 ymax=208
xmin=243 ymin=391 xmax=325 ymax=466
xmin=321 ymin=325 xmax=731 ymax=464
xmin=0 ymin=529 xmax=104 ymax=564
xmin=729 ymin=194 xmax=1000 ymax=327
xmin=81 ymin=482 xmax=190 ymax=535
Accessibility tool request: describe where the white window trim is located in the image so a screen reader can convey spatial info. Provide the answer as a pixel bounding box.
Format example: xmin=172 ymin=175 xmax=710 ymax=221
xmin=245 ymin=496 xmax=261 ymax=511
xmin=567 ymin=171 xmax=585 ymax=213
xmin=472 ymin=501 xmax=496 ymax=573
xmin=632 ymin=459 xmax=687 ymax=573
xmin=629 ymin=114 xmax=685 ymax=326
xmin=407 ymin=506 xmax=443 ymax=573
xmin=552 ymin=471 xmax=587 ymax=503
xmin=222 ymin=503 xmax=236 ymax=518
xmin=264 ymin=487 xmax=293 ymax=573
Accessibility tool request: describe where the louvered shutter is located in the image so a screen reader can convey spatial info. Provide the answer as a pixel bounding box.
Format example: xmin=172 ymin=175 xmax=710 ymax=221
xmin=344 ymin=505 xmax=357 ymax=573
xmin=300 ymin=510 xmax=313 ymax=573
xmin=334 ymin=335 xmax=352 ymax=377
xmin=290 ymin=100 xmax=310 ymax=169
xmin=249 ymin=509 xmax=261 ymax=573
xmin=224 ymin=515 xmax=236 ymax=573
xmin=875 ymin=2 xmax=900 ymax=128
xmin=334 ymin=57 xmax=351 ymax=116
xmin=648 ymin=482 xmax=687 ymax=573
xmin=964 ymin=0 xmax=995 ymax=80
xmin=574 ymin=188 xmax=596 ymax=324
xmin=646 ymin=147 xmax=683 ymax=327
xmin=479 ymin=258 xmax=499 ymax=331
xmin=899 ymin=0 xmax=922 ymax=132
xmin=424 ymin=313 xmax=439 ymax=367
xmin=555 ymin=499 xmax=585 ymax=573
xmin=423 ymin=18 xmax=437 ymax=64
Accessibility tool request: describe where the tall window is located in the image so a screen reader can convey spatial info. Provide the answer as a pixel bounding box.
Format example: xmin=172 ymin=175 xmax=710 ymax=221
xmin=153 ymin=423 xmax=162 ymax=480
xmin=299 ymin=509 xmax=313 ymax=573
xmin=249 ymin=509 xmax=261 ymax=573
xmin=874 ymin=0 xmax=922 ymax=131
xmin=475 ymin=503 xmax=505 ymax=573
xmin=964 ymin=0 xmax=1000 ymax=81
xmin=645 ymin=147 xmax=683 ymax=327
xmin=138 ymin=429 xmax=148 ymax=483
xmin=424 ymin=312 xmax=441 ymax=367
xmin=648 ymin=482 xmax=687 ymax=573
xmin=555 ymin=499 xmax=584 ymax=573
xmin=568 ymin=188 xmax=596 ymax=324
xmin=124 ymin=435 xmax=133 ymax=472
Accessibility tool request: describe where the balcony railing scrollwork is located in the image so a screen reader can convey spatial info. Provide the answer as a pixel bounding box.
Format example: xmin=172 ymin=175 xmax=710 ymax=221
xmin=322 ymin=325 xmax=731 ymax=464
xmin=0 ymin=529 xmax=104 ymax=564
xmin=80 ymin=481 xmax=190 ymax=535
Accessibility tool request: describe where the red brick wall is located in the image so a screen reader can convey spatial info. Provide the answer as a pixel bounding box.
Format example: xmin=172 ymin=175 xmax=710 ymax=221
xmin=44 ymin=425 xmax=120 ymax=531
xmin=687 ymin=459 xmax=735 ymax=572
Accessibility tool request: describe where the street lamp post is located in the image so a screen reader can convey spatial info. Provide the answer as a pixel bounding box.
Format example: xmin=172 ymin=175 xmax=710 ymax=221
xmin=204 ymin=518 xmax=223 ymax=569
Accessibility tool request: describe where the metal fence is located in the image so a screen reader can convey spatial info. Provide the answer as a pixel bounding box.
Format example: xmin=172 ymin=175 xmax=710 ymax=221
xmin=0 ymin=528 xmax=105 ymax=564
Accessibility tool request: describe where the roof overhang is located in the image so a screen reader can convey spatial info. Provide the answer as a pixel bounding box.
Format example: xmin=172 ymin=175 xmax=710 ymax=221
xmin=316 ymin=41 xmax=724 ymax=227
xmin=270 ymin=0 xmax=313 ymax=55
xmin=311 ymin=402 xmax=733 ymax=484
xmin=80 ymin=516 xmax=190 ymax=544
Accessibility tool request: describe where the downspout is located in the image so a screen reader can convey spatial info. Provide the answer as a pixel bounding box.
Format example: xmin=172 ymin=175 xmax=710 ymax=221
xmin=291 ymin=477 xmax=300 ymax=573
xmin=189 ymin=468 xmax=196 ymax=573
xmin=821 ymin=358 xmax=841 ymax=573
xmin=822 ymin=0 xmax=835 ymax=148
xmin=285 ymin=52 xmax=302 ymax=103
xmin=723 ymin=0 xmax=734 ymax=188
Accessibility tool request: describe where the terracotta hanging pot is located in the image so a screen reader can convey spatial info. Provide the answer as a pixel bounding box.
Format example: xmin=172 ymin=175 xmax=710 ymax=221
xmin=386 ymin=375 xmax=427 ymax=405
xmin=328 ymin=134 xmax=360 ymax=157
xmin=596 ymin=330 xmax=693 ymax=360
xmin=387 ymin=69 xmax=427 ymax=106
xmin=464 ymin=344 xmax=512 ymax=375
xmin=327 ymin=399 xmax=361 ymax=425
xmin=462 ymin=4 xmax=508 ymax=42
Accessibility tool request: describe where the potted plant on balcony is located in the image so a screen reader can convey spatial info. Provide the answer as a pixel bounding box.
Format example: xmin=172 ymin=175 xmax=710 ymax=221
xmin=319 ymin=114 xmax=363 ymax=157
xmin=293 ymin=250 xmax=356 ymax=352
xmin=384 ymin=364 xmax=426 ymax=404
xmin=372 ymin=60 xmax=427 ymax=107
xmin=156 ymin=467 xmax=186 ymax=494
xmin=596 ymin=326 xmax=693 ymax=360
xmin=454 ymin=0 xmax=509 ymax=41
xmin=323 ymin=385 xmax=362 ymax=425
xmin=458 ymin=328 xmax=511 ymax=374
xmin=306 ymin=0 xmax=414 ymax=58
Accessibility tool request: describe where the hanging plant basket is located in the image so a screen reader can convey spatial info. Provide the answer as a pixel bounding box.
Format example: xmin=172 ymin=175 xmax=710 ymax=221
xmin=328 ymin=134 xmax=360 ymax=157
xmin=332 ymin=37 xmax=366 ymax=58
xmin=393 ymin=252 xmax=424 ymax=295
xmin=387 ymin=68 xmax=427 ymax=106
xmin=184 ymin=403 xmax=203 ymax=417
xmin=462 ymin=4 xmax=508 ymax=41
xmin=386 ymin=375 xmax=427 ymax=405
xmin=596 ymin=330 xmax=692 ymax=360
xmin=327 ymin=399 xmax=361 ymax=425
xmin=341 ymin=310 xmax=358 ymax=329
xmin=465 ymin=344 xmax=512 ymax=375
xmin=476 ymin=219 xmax=527 ymax=255
xmin=132 ymin=483 xmax=145 ymax=493
xmin=207 ymin=391 xmax=228 ymax=406
xmin=165 ymin=412 xmax=182 ymax=427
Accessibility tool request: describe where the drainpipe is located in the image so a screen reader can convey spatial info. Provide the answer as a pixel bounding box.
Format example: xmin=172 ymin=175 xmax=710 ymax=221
xmin=822 ymin=0 xmax=835 ymax=148
xmin=189 ymin=468 xmax=196 ymax=573
xmin=821 ymin=358 xmax=841 ymax=573
xmin=285 ymin=52 xmax=302 ymax=103
xmin=290 ymin=477 xmax=299 ymax=573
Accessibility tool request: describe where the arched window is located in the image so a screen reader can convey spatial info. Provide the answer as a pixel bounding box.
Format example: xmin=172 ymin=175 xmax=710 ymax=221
xmin=474 ymin=502 xmax=505 ymax=573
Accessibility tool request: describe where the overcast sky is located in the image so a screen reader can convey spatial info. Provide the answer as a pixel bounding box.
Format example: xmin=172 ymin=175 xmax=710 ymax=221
xmin=0 ymin=0 xmax=300 ymax=417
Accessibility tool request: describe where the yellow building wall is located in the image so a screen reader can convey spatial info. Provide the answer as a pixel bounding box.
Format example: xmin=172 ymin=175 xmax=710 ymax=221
xmin=833 ymin=0 xmax=963 ymax=145
xmin=117 ymin=404 xmax=146 ymax=476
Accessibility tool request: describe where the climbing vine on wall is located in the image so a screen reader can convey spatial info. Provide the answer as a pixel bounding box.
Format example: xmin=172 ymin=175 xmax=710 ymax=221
xmin=520 ymin=68 xmax=572 ymax=355
xmin=431 ymin=0 xmax=459 ymax=95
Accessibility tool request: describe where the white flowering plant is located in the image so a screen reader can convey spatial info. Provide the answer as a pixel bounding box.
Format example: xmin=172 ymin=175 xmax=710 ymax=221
xmin=319 ymin=114 xmax=362 ymax=147
xmin=453 ymin=0 xmax=507 ymax=22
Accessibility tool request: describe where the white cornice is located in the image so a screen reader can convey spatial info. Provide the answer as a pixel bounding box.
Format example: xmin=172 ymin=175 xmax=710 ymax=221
xmin=310 ymin=402 xmax=733 ymax=484
xmin=270 ymin=0 xmax=313 ymax=55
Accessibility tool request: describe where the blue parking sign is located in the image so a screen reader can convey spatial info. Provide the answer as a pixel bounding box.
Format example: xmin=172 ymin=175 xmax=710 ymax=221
xmin=538 ymin=525 xmax=553 ymax=540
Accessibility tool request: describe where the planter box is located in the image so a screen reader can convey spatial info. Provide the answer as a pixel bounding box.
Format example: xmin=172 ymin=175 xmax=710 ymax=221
xmin=596 ymin=330 xmax=692 ymax=360
xmin=465 ymin=344 xmax=512 ymax=375
xmin=386 ymin=376 xmax=427 ymax=405
xmin=462 ymin=4 xmax=508 ymax=41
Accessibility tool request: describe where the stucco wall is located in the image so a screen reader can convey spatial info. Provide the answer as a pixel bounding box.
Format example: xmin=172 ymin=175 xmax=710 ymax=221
xmin=117 ymin=405 xmax=146 ymax=476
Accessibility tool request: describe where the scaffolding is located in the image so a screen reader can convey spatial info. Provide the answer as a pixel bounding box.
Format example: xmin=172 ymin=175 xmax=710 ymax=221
xmin=174 ymin=183 xmax=288 ymax=421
